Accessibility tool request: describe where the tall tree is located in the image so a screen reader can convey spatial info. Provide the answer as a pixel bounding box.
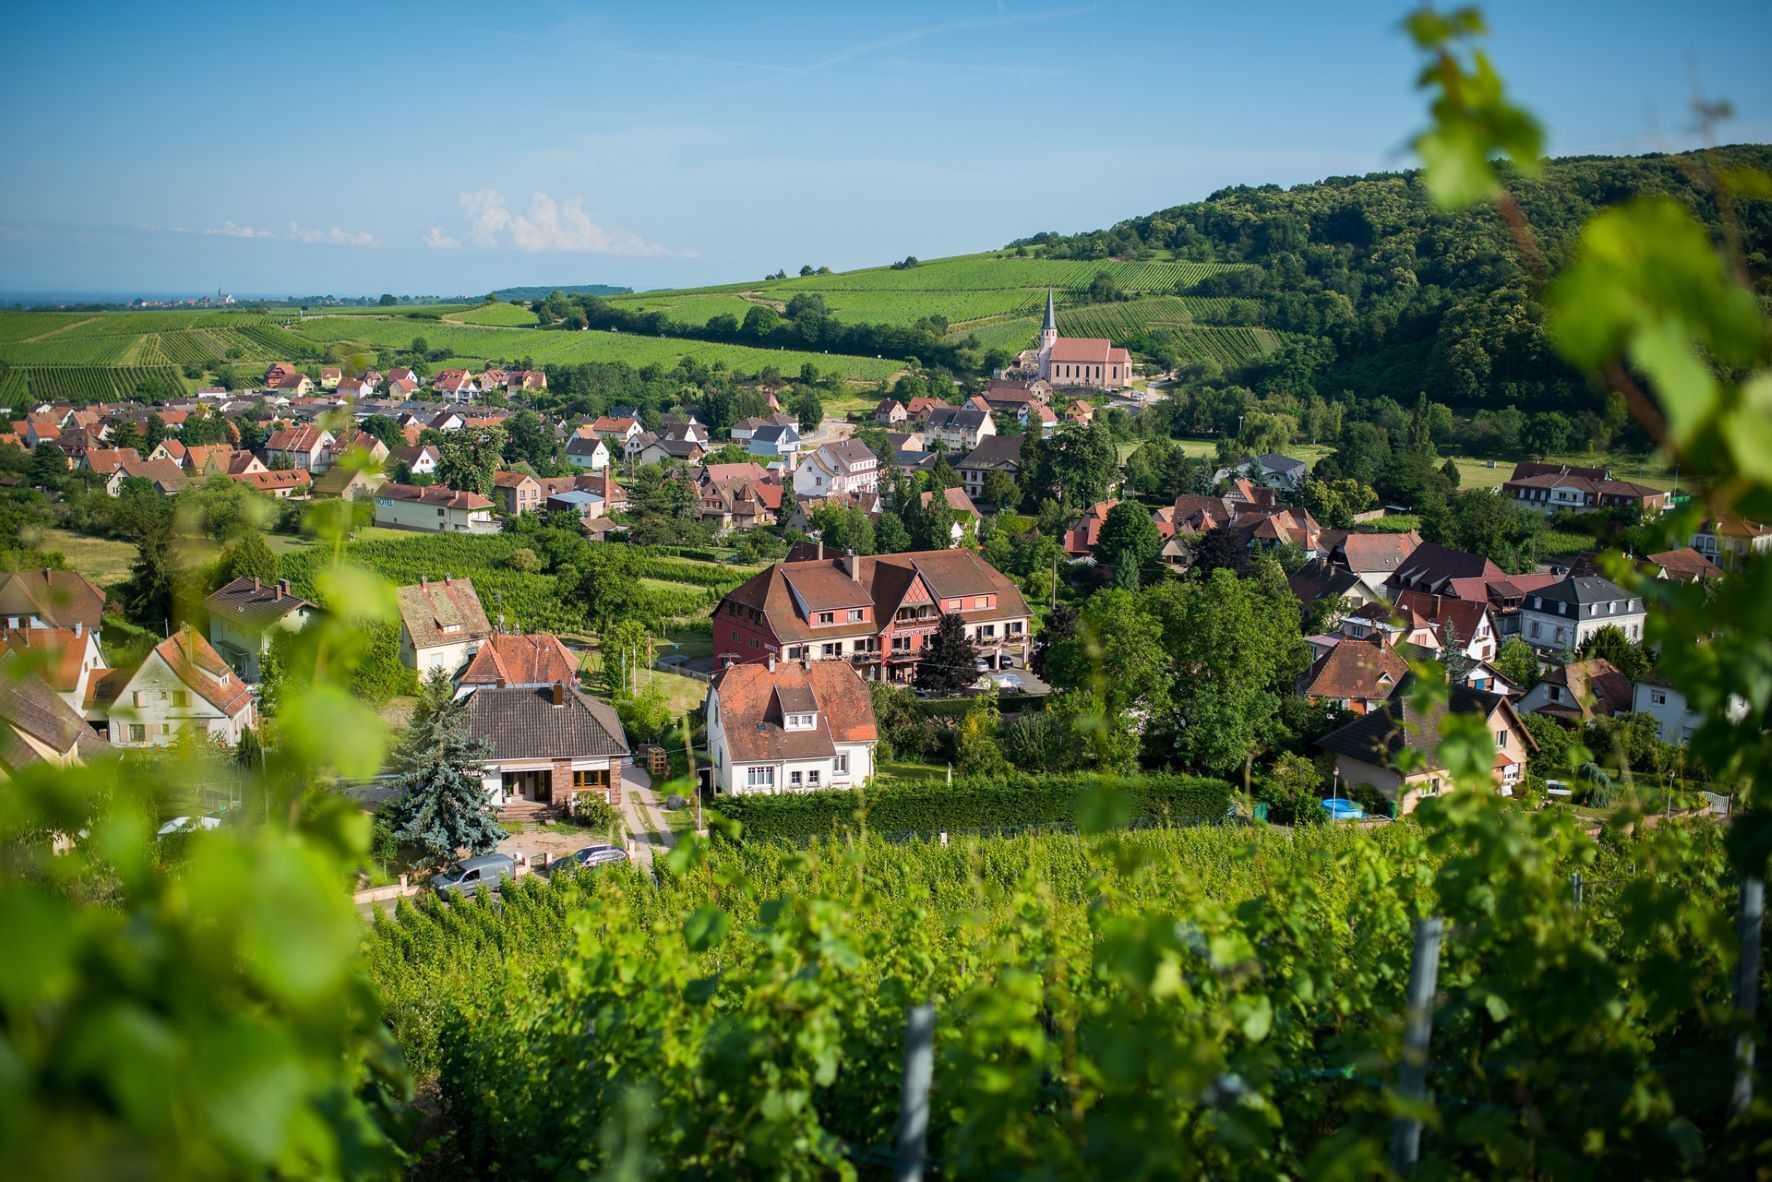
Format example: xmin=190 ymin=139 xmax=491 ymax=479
xmin=574 ymin=544 xmax=647 ymax=632
xmin=914 ymin=613 xmax=978 ymax=697
xmin=384 ymin=669 xmax=505 ymax=866
xmin=435 ymin=425 xmax=506 ymax=496
xmin=1094 ymin=501 xmax=1162 ymax=589
xmin=216 ymin=530 xmax=277 ymax=586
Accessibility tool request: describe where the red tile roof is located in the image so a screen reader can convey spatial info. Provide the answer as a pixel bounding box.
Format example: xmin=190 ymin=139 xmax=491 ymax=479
xmin=459 ymin=633 xmax=581 ymax=688
xmin=711 ymin=658 xmax=878 ymax=761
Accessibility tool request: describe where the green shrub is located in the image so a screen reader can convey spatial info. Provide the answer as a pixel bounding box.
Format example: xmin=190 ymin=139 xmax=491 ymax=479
xmin=713 ymin=771 xmax=1233 ymax=843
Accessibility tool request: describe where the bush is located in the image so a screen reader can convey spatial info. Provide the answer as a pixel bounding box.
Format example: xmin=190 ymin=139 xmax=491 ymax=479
xmin=565 ymin=796 xmax=619 ymax=832
xmin=714 ymin=772 xmax=1234 ymax=843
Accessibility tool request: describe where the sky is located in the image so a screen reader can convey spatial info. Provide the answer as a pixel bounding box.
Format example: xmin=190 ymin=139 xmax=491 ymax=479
xmin=3 ymin=0 xmax=1768 ymax=299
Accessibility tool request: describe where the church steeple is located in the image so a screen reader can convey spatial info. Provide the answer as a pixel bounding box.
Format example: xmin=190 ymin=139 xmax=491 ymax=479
xmin=1038 ymin=286 xmax=1059 ymax=358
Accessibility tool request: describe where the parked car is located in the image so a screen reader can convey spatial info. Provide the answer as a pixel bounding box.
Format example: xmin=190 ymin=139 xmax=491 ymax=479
xmin=156 ymin=814 xmax=222 ymax=839
xmin=431 ymin=852 xmax=516 ymax=897
xmin=571 ymin=844 xmax=629 ymax=870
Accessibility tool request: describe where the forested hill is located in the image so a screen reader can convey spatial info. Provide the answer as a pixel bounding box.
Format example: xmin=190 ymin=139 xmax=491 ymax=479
xmin=1010 ymin=145 xmax=1772 ymax=412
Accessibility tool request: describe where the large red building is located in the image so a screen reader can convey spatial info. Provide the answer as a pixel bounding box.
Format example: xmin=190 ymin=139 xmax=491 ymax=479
xmin=713 ymin=547 xmax=1032 ymax=682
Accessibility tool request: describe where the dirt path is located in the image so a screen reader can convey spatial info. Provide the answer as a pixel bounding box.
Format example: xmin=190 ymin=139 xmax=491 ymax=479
xmin=619 ymin=762 xmax=676 ymax=868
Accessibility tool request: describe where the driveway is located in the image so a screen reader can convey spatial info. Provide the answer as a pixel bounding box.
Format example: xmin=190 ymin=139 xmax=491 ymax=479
xmin=618 ymin=760 xmax=676 ymax=868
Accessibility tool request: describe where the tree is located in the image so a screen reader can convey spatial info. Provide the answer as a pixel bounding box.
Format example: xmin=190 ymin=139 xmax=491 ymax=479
xmin=216 ymin=530 xmax=277 ymax=586
xmin=874 ymin=511 xmax=911 ymax=554
xmin=435 ymin=425 xmax=506 ymax=496
xmin=1042 ymin=589 xmax=1173 ymax=770
xmin=27 ymin=444 xmax=65 ymax=491
xmin=1576 ymin=624 xmax=1650 ymax=680
xmin=810 ymin=503 xmax=874 ymax=556
xmin=1094 ymin=501 xmax=1162 ymax=588
xmin=981 ymin=467 xmax=1019 ymax=510
xmin=121 ymin=512 xmax=185 ymax=630
xmin=914 ymin=613 xmax=978 ymax=697
xmin=383 ymin=668 xmax=506 ymax=867
xmin=503 ymin=410 xmax=556 ymax=472
xmin=1190 ymin=526 xmax=1246 ymax=578
xmin=574 ymin=545 xmax=647 ymax=632
xmin=955 ymin=688 xmax=1008 ymax=776
xmin=1439 ymin=620 xmax=1475 ymax=685
xmin=1494 ymin=636 xmax=1539 ymax=689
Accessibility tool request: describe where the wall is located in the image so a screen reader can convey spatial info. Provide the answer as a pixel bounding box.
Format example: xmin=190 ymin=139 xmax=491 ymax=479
xmin=108 ymin=653 xmax=250 ymax=748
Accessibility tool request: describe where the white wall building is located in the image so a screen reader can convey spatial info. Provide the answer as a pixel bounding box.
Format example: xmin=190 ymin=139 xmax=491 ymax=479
xmin=1518 ymin=576 xmax=1645 ymax=656
xmin=705 ymin=657 xmax=878 ymax=796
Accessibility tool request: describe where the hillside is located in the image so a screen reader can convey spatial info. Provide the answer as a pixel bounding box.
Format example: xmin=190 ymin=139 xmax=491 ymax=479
xmin=1014 ymin=144 xmax=1772 ymax=409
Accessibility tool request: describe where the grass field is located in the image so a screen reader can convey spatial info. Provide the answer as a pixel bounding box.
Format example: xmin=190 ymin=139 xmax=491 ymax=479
xmin=37 ymin=528 xmax=137 ymax=587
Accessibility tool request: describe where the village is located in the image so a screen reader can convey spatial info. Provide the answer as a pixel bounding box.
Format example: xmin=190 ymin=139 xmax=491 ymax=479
xmin=0 ymin=288 xmax=1760 ymax=886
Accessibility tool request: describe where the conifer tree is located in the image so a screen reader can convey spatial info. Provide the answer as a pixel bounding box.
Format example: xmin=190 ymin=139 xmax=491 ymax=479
xmin=385 ymin=668 xmax=505 ymax=866
xmin=914 ymin=613 xmax=979 ymax=697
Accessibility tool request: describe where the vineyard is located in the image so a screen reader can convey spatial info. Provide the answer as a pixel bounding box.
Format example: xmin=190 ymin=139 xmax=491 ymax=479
xmin=275 ymin=534 xmax=744 ymax=635
xmin=1170 ymin=325 xmax=1286 ymax=367
xmin=755 ymin=252 xmax=1247 ymax=293
xmin=603 ymin=292 xmax=768 ymax=325
xmin=446 ymin=302 xmax=542 ymax=327
xmin=0 ymin=364 xmax=186 ymax=407
xmin=368 ymin=799 xmax=1756 ymax=1177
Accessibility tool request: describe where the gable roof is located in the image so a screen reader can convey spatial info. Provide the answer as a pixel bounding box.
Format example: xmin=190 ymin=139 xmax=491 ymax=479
xmin=711 ymin=658 xmax=878 ymax=762
xmin=957 ymin=435 xmax=1025 ymax=471
xmin=396 ymin=577 xmax=492 ymax=651
xmin=459 ymin=633 xmax=581 ymax=688
xmin=1533 ymin=658 xmax=1634 ymax=721
xmin=1302 ymin=638 xmax=1408 ymax=701
xmin=0 ymin=570 xmax=106 ymax=631
xmin=462 ymin=684 xmax=628 ymax=761
xmin=1048 ymin=337 xmax=1129 ymax=365
xmin=377 ymin=482 xmax=493 ymax=511
xmin=1393 ymin=590 xmax=1490 ymax=645
xmin=1388 ymin=542 xmax=1504 ymax=593
xmin=1331 ymin=531 xmax=1422 ymax=574
xmin=1647 ymin=547 xmax=1723 ymax=582
xmin=146 ymin=628 xmax=254 ymax=717
xmin=202 ymin=577 xmax=313 ymax=629
xmin=0 ymin=658 xmax=110 ymax=772
xmin=1318 ymin=680 xmax=1532 ymax=771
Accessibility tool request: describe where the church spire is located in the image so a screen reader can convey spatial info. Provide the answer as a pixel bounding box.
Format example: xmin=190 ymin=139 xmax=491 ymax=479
xmin=1043 ymin=286 xmax=1056 ymax=332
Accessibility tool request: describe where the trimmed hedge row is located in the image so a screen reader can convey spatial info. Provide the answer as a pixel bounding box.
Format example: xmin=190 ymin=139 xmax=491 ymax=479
xmin=713 ymin=772 xmax=1234 ymax=844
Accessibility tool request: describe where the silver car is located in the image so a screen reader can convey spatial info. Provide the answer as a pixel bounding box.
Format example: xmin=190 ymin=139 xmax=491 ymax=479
xmin=571 ymin=844 xmax=629 ymax=870
xmin=430 ymin=853 xmax=516 ymax=897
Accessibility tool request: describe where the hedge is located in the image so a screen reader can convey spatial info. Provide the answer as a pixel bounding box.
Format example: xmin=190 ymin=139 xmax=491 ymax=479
xmin=713 ymin=772 xmax=1234 ymax=844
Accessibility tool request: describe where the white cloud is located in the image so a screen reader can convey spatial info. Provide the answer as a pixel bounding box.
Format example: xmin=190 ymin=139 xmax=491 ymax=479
xmin=453 ymin=189 xmax=685 ymax=256
xmin=422 ymin=226 xmax=461 ymax=249
xmin=287 ymin=221 xmax=377 ymax=247
xmin=205 ymin=220 xmax=274 ymax=239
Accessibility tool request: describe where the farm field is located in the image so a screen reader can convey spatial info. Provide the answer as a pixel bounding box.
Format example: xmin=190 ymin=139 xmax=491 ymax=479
xmin=604 ymin=292 xmax=766 ymax=325
xmin=287 ymin=316 xmax=903 ymax=380
xmin=0 ymin=364 xmax=187 ymax=406
xmin=445 ymin=303 xmax=540 ymax=327
xmin=754 ymin=252 xmax=1246 ymax=293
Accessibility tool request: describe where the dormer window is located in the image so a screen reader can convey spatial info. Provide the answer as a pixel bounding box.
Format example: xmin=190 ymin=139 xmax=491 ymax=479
xmin=785 ymin=712 xmax=817 ymax=731
xmin=817 ymin=611 xmax=834 ymax=625
xmin=442 ymin=623 xmax=462 ymax=634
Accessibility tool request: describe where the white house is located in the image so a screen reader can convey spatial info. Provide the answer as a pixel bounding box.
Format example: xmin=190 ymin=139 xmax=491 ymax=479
xmin=747 ymin=423 xmax=802 ymax=469
xmin=374 ymin=483 xmax=498 ymax=533
xmin=705 ymin=656 xmax=878 ymax=796
xmin=792 ymin=438 xmax=879 ymax=499
xmin=1518 ymin=575 xmax=1646 ymax=656
xmin=565 ymin=433 xmax=612 ymax=472
xmin=105 ymin=628 xmax=257 ymax=748
xmin=396 ymin=576 xmax=493 ymax=676
xmin=924 ymin=405 xmax=995 ymax=453
xmin=201 ymin=576 xmax=316 ymax=681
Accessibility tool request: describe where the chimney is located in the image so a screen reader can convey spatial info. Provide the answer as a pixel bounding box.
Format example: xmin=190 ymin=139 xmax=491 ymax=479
xmin=816 ymin=539 xmax=824 ymax=561
xmin=766 ymin=654 xmax=776 ymax=673
xmin=278 ymin=578 xmax=290 ymax=597
xmin=251 ymin=576 xmax=260 ymax=592
xmin=273 ymin=582 xmax=282 ymax=601
xmin=843 ymin=548 xmax=858 ymax=579
xmin=73 ymin=621 xmax=82 ymax=637
xmin=550 ymin=682 xmax=565 ymax=707
xmin=495 ymin=676 xmax=506 ymax=689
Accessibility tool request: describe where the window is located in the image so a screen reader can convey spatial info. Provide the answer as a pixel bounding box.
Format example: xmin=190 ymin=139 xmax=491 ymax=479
xmin=1651 ymin=690 xmax=1667 ymax=706
xmin=732 ymin=630 xmax=741 ymax=642
xmin=817 ymin=611 xmax=835 ymax=625
xmin=977 ymin=624 xmax=996 ymax=639
xmin=822 ymin=643 xmax=839 ymax=658
xmin=808 ymin=770 xmax=820 ymax=786
xmin=1007 ymin=621 xmax=1024 ymax=636
xmin=892 ymin=636 xmax=912 ymax=653
xmin=1494 ymin=730 xmax=1508 ymax=749
xmin=572 ymin=768 xmax=609 ymax=790
xmin=133 ymin=690 xmax=147 ymax=708
xmin=847 ymin=609 xmax=864 ymax=622
xmin=746 ymin=766 xmax=775 ymax=789
xmin=127 ymin=724 xmax=145 ymax=743
xmin=789 ymin=770 xmax=803 ymax=787
xmin=786 ymin=646 xmax=805 ymax=660
xmin=834 ymin=752 xmax=849 ymax=775
xmin=171 ymin=690 xmax=190 ymax=708
xmin=786 ymin=712 xmax=816 ymax=731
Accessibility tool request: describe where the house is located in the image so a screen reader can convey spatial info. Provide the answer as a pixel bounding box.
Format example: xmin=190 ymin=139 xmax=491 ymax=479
xmin=588 ymin=415 xmax=643 ymax=446
xmin=458 ymin=632 xmax=581 ymax=689
xmin=565 ymin=433 xmax=612 ymax=471
xmin=336 ymin=375 xmax=375 ymax=400
xmin=491 ymin=471 xmax=543 ymax=516
xmin=388 ymin=443 xmax=441 ymax=479
xmin=659 ymin=414 xmax=710 ymax=446
xmin=1062 ymin=499 xmax=1120 ymax=559
xmin=1255 ymin=453 xmax=1309 ymax=492
xmin=374 ymin=483 xmax=497 ymax=533
xmin=981 ymin=379 xmax=1048 ymax=420
xmin=705 ymin=656 xmax=878 ymax=796
xmin=311 ymin=465 xmax=385 ymax=501
xmin=1385 ymin=543 xmax=1504 ymax=601
xmin=1287 ymin=559 xmax=1383 ymax=619
xmin=792 ymin=438 xmax=879 ymax=499
xmin=432 ymin=370 xmax=479 ymax=403
xmin=634 ymin=436 xmax=707 ymax=467
xmin=263 ymin=363 xmax=312 ymax=394
xmin=1482 ymin=571 xmax=1561 ymax=637
xmin=1518 ymin=658 xmax=1634 ymax=724
xmin=544 ymin=489 xmax=606 ymax=523
xmin=327 ymin=429 xmax=390 ymax=468
xmin=1632 ymin=674 xmax=1706 ymax=746
xmin=1324 ymin=531 xmax=1423 ymax=600
xmin=0 ymin=657 xmax=110 ymax=777
xmin=1300 ymin=636 xmax=1408 ymax=714
xmin=1500 ymin=463 xmax=1668 ymax=517
xmin=185 ymin=445 xmax=262 ymax=477
xmin=924 ymin=405 xmax=995 ymax=453
xmin=1518 ymin=576 xmax=1645 ymax=655
xmin=1318 ymin=682 xmax=1534 ymax=812
xmin=105 ymin=628 xmax=256 ymax=748
xmin=396 ymin=576 xmax=493 ymax=675
xmin=0 ymin=569 xmax=105 ymax=633
xmin=1034 ymin=291 xmax=1132 ymax=389
xmin=231 ymin=469 xmax=312 ymax=498
xmin=149 ymin=439 xmax=187 ymax=466
xmin=201 ymin=577 xmax=315 ymax=680
xmin=712 ymin=546 xmax=1032 ymax=682
xmin=1392 ymin=590 xmax=1497 ymax=662
xmin=918 ymin=487 xmax=980 ymax=547
xmin=1692 ymin=514 xmax=1772 ymax=571
xmin=0 ymin=624 xmax=107 ymax=717
xmin=873 ymin=398 xmax=908 ymax=427
xmin=1233 ymin=505 xmax=1323 ymax=557
xmin=955 ymin=435 xmax=1024 ymax=502
xmin=319 ymin=367 xmax=342 ymax=390
xmin=700 ymin=473 xmax=782 ymax=534
xmin=748 ymin=422 xmax=802 ymax=468
xmin=461 ymin=682 xmax=629 ymax=810
xmin=1646 ymin=547 xmax=1724 ymax=583
xmin=263 ymin=424 xmax=334 ymax=472
xmin=104 ymin=455 xmax=189 ymax=497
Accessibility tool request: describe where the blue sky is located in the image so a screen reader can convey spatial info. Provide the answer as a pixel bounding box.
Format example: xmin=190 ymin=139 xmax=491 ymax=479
xmin=3 ymin=0 xmax=1768 ymax=298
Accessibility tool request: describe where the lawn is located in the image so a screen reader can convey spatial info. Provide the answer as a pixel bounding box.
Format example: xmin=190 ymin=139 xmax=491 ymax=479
xmin=38 ymin=527 xmax=136 ymax=587
xmin=875 ymin=759 xmax=950 ymax=786
xmin=1444 ymin=450 xmax=1682 ymax=491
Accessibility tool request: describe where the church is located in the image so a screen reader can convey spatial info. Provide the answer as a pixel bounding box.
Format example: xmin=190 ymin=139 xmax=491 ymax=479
xmin=1032 ymin=288 xmax=1133 ymax=390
